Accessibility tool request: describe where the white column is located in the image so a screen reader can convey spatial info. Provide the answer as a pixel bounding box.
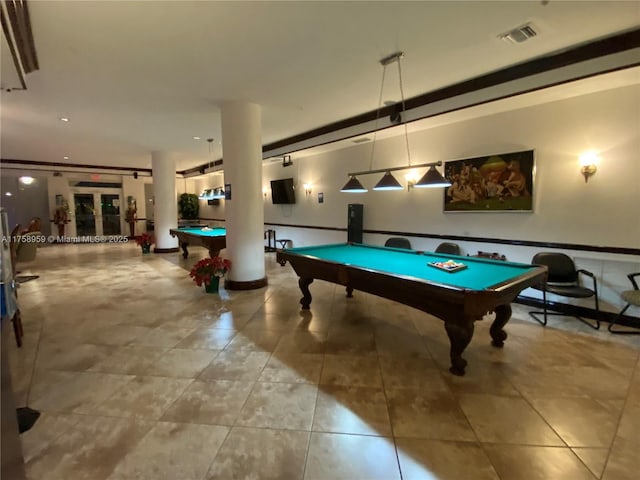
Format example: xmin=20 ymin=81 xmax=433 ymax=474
xmin=221 ymin=101 xmax=266 ymax=288
xmin=151 ymin=151 xmax=179 ymax=251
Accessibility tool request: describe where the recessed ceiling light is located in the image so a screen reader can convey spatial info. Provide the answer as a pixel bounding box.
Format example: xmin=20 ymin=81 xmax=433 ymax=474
xmin=193 ymin=136 xmax=201 ymax=140
xmin=19 ymin=176 xmax=35 ymax=185
xmin=63 ymin=156 xmax=69 ymax=160
xmin=60 ymin=117 xmax=70 ymax=122
xmin=5 ymin=192 xmax=12 ymax=196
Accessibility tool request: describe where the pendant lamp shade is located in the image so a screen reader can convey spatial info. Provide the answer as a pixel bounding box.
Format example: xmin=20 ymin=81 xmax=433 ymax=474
xmin=340 ymin=176 xmax=368 ymax=193
xmin=414 ymin=166 xmax=451 ymax=188
xmin=373 ymin=171 xmax=403 ymax=191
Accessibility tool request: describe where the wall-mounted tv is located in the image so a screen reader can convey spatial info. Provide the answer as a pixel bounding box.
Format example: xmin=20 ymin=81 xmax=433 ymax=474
xmin=271 ymin=177 xmax=296 ymax=204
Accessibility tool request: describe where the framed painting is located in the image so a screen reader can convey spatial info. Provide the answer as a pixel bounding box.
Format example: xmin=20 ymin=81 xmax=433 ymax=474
xmin=443 ymin=150 xmax=534 ymax=212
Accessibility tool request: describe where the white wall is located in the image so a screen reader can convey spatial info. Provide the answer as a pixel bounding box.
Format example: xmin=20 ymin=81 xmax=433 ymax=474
xmin=261 ymin=84 xmax=640 ymax=315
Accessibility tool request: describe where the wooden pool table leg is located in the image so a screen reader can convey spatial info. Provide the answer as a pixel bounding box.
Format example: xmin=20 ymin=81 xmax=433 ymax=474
xmin=180 ymin=242 xmax=189 ymax=259
xmin=299 ymin=277 xmax=314 ymax=309
xmin=444 ymin=320 xmax=474 ymax=376
xmin=490 ymin=304 xmax=511 ymax=348
xmin=208 ymin=248 xmax=220 ymax=258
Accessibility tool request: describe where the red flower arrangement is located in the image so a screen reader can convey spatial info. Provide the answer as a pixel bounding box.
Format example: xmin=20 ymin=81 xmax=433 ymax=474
xmin=189 ymin=257 xmax=232 ymax=286
xmin=135 ymin=233 xmax=154 ymax=247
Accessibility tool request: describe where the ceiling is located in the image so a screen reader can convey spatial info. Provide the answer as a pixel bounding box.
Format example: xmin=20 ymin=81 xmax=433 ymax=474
xmin=1 ymin=1 xmax=639 ymax=173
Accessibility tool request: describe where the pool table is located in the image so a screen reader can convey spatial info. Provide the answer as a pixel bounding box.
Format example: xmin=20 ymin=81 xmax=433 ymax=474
xmin=277 ymin=243 xmax=547 ymax=375
xmin=169 ymin=227 xmax=226 ymax=259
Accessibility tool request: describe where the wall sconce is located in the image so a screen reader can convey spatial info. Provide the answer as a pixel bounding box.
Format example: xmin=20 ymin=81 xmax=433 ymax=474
xmin=263 ymin=187 xmax=268 ymax=198
xmin=579 ymin=151 xmax=598 ymax=183
xmin=303 ymin=183 xmax=312 ymax=196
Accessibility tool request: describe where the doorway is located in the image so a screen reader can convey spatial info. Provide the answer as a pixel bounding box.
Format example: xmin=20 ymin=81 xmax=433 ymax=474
xmin=74 ymin=193 xmax=96 ymax=236
xmin=73 ymin=190 xmax=123 ymax=237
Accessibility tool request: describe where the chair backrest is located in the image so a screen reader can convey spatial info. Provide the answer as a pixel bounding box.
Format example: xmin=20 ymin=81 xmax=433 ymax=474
xmin=531 ymin=252 xmax=578 ymax=283
xmin=384 ymin=237 xmax=412 ymax=249
xmin=435 ymin=242 xmax=461 ymax=255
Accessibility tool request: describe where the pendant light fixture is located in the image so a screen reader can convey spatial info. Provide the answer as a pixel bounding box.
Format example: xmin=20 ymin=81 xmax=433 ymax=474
xmin=341 ymin=51 xmax=450 ymax=192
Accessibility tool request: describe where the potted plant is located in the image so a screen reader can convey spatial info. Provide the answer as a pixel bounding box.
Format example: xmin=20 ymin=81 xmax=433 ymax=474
xmin=135 ymin=233 xmax=154 ymax=254
xmin=178 ymin=193 xmax=199 ymax=220
xmin=189 ymin=256 xmax=231 ymax=293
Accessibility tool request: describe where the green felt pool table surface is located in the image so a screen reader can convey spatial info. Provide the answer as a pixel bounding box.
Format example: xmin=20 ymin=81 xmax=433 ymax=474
xmin=286 ymin=243 xmax=537 ymax=291
xmin=175 ymin=227 xmax=226 ymax=237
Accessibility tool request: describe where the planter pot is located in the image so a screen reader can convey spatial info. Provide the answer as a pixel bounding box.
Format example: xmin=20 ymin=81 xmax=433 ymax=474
xmin=141 ymin=244 xmax=151 ymax=254
xmin=204 ymin=276 xmax=220 ymax=294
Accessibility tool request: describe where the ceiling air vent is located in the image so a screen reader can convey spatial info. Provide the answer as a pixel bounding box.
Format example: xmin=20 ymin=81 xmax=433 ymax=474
xmin=352 ymin=137 xmax=371 ymax=144
xmin=499 ymin=23 xmax=538 ymax=44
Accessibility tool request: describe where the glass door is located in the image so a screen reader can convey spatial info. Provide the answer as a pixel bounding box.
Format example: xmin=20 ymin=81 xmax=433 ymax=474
xmin=74 ymin=193 xmax=96 ymax=236
xmin=100 ymin=194 xmax=121 ymax=235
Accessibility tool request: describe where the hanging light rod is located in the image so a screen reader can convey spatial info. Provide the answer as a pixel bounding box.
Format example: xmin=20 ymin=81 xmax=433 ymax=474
xmin=347 ymin=161 xmax=443 ymax=178
xmin=380 ymin=51 xmax=404 ymax=66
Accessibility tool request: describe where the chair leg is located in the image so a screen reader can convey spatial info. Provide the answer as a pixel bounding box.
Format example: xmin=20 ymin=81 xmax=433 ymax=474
xmin=529 ymin=289 xmax=600 ymax=330
xmin=529 ymin=289 xmax=548 ymax=326
xmin=608 ymin=304 xmax=640 ymax=334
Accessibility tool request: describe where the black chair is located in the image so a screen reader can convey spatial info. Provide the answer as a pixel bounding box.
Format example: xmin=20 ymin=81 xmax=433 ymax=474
xmin=528 ymin=252 xmax=600 ymax=329
xmin=384 ymin=237 xmax=412 ymax=249
xmin=608 ymin=273 xmax=640 ymax=334
xmin=435 ymin=242 xmax=461 ymax=255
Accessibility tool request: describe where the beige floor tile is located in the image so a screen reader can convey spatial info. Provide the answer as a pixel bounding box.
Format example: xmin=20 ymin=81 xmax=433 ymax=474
xmin=529 ymin=396 xmax=622 ymax=447
xmin=483 ymin=444 xmax=597 ymax=480
xmin=198 ymin=350 xmax=270 ymax=381
xmin=88 ymin=345 xmax=168 ymax=375
xmin=325 ymin=327 xmax=377 ymax=355
xmin=30 ymin=372 xmax=135 ymax=414
xmin=161 ymin=379 xmax=254 ymax=425
xmin=320 ymin=354 xmax=383 ymax=387
xmin=107 ymin=421 xmax=228 ymax=480
xmin=274 ymin=330 xmax=327 ymax=354
xmin=35 ymin=343 xmax=117 ymax=372
xmin=374 ymin=323 xmax=431 ymax=357
xmin=83 ymin=325 xmax=153 ymax=346
xmin=93 ymin=376 xmax=193 ymax=419
xmin=141 ymin=348 xmax=218 ymax=378
xmin=223 ymin=329 xmax=282 ymax=353
xmin=312 ymin=384 xmax=392 ymax=436
xmin=205 ymin=427 xmax=309 ymax=480
xmin=258 ymin=352 xmax=323 ymax=384
xmin=395 ymin=437 xmax=499 ymax=480
xmin=602 ymin=436 xmax=640 ymax=480
xmin=572 ymin=447 xmax=609 ymax=479
xmin=236 ymin=382 xmax=317 ymax=430
xmin=174 ymin=327 xmax=237 ymax=350
xmin=304 ymin=432 xmax=401 ymax=480
xmin=458 ymin=393 xmax=565 ymax=445
xmin=129 ymin=325 xmax=196 ymax=348
xmin=25 ymin=415 xmax=154 ymax=480
xmin=386 ymin=388 xmax=476 ymax=441
xmin=378 ymin=356 xmax=448 ymax=391
xmin=20 ymin=412 xmax=82 ymax=463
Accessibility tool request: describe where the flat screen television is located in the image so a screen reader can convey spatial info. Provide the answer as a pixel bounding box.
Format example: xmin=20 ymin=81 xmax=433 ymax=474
xmin=271 ymin=178 xmax=296 ymax=204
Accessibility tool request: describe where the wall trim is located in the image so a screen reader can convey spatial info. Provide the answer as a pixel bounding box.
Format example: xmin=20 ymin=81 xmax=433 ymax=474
xmin=258 ymin=222 xmax=640 ymax=256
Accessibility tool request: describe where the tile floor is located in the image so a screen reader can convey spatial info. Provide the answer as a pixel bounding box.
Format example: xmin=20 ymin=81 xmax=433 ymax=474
xmin=7 ymin=242 xmax=640 ymax=480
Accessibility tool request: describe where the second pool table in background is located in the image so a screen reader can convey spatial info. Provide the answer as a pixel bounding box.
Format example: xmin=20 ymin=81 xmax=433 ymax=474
xmin=169 ymin=227 xmax=226 ymax=258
